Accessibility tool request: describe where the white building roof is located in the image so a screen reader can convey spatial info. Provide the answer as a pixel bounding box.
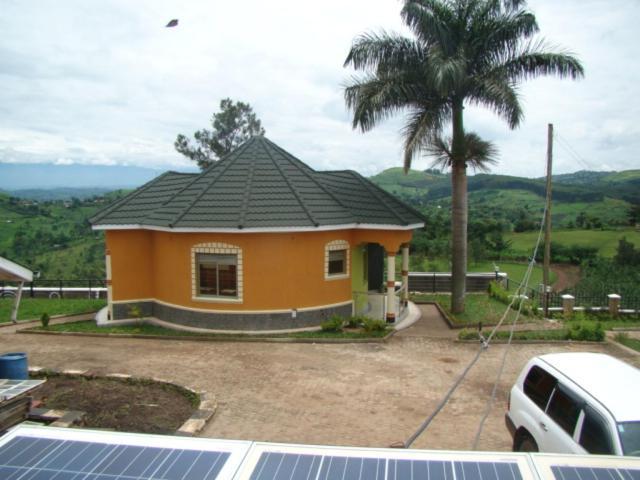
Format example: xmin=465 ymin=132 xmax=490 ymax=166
xmin=0 ymin=256 xmax=33 ymax=282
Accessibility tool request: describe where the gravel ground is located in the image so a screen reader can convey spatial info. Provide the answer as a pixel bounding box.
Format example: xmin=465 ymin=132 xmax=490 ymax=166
xmin=2 ymin=307 xmax=638 ymax=452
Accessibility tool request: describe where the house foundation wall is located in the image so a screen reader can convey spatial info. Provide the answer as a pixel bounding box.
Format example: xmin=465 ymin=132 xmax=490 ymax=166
xmin=112 ymin=301 xmax=353 ymax=331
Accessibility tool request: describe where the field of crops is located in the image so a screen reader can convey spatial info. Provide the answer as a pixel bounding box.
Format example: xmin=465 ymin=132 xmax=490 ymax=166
xmin=506 ymin=228 xmax=640 ymax=257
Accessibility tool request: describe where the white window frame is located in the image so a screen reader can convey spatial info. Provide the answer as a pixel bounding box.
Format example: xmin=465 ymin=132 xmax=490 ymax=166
xmin=325 ymin=240 xmax=350 ymax=280
xmin=191 ymin=243 xmax=243 ymax=303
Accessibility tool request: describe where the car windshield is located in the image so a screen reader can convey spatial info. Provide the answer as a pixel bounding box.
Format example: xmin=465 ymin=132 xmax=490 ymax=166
xmin=618 ymin=422 xmax=640 ymax=456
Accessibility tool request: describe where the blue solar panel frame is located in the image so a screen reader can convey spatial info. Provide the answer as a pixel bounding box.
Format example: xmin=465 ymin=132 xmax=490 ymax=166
xmin=234 ymin=443 xmax=539 ymax=480
xmin=0 ymin=424 xmax=252 ymax=480
xmin=530 ymin=453 xmax=640 ymax=480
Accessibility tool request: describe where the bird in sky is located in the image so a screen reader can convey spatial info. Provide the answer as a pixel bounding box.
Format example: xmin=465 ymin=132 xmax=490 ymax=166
xmin=165 ymin=19 xmax=178 ymax=28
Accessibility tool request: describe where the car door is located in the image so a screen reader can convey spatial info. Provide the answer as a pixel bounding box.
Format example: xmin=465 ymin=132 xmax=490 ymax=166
xmin=542 ymin=383 xmax=584 ymax=453
xmin=575 ymin=404 xmax=617 ymax=455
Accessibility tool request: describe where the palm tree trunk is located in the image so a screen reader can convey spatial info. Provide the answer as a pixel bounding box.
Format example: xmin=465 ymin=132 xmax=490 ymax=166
xmin=450 ymin=101 xmax=467 ymax=314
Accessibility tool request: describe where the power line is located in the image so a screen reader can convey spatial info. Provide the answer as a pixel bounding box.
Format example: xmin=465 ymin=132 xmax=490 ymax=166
xmin=402 ymin=203 xmax=548 ymax=449
xmin=471 ymin=202 xmax=548 ymax=450
xmin=554 ymin=132 xmax=595 ymax=171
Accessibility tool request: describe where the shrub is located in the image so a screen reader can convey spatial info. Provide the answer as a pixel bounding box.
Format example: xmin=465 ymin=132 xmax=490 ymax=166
xmin=361 ymin=318 xmax=388 ymax=333
xmin=615 ymin=332 xmax=629 ymax=343
xmin=128 ymin=305 xmax=143 ymax=320
xmin=488 ymin=281 xmax=537 ymax=316
xmin=345 ymin=316 xmax=366 ymax=328
xmin=458 ymin=328 xmax=480 ymax=341
xmin=567 ymin=321 xmax=604 ymax=342
xmin=40 ymin=312 xmax=50 ymax=328
xmin=320 ymin=315 xmax=344 ymax=332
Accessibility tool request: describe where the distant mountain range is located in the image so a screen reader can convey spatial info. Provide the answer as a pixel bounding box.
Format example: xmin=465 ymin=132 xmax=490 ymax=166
xmin=1 ymin=161 xmax=639 ymax=207
xmin=0 ymin=163 xmax=196 ymax=192
xmin=371 ymin=168 xmax=640 ymax=205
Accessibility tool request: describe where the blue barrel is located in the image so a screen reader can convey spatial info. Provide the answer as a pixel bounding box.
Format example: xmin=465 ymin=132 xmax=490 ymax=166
xmin=0 ymin=353 xmax=28 ymax=380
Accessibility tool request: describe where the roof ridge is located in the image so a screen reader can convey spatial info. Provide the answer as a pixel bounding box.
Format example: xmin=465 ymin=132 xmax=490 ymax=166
xmin=346 ymin=171 xmax=410 ymax=225
xmin=261 ymin=138 xmax=319 ymax=227
xmin=237 ymin=151 xmax=256 ymax=229
xmin=262 ymin=138 xmax=356 ymax=221
xmin=197 ymin=136 xmax=254 ymax=174
xmin=165 ymin=171 xmax=198 ymax=176
xmin=167 ymin=139 xmax=256 ymax=228
xmin=348 ymin=170 xmax=427 ymax=222
xmin=89 ymin=171 xmax=173 ymax=224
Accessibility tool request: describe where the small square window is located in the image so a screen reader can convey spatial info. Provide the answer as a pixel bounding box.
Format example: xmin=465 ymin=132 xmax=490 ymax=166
xmin=197 ymin=253 xmax=238 ymax=297
xmin=328 ymin=249 xmax=347 ymax=276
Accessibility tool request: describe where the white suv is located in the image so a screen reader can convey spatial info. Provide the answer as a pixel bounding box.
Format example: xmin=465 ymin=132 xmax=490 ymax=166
xmin=506 ymin=352 xmax=640 ymax=456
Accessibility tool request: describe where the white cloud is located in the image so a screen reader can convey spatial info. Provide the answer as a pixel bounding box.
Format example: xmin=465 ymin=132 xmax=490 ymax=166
xmin=1 ymin=0 xmax=639 ymax=178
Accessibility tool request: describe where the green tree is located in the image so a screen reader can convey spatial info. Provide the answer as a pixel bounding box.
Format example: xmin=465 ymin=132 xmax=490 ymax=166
xmin=344 ymin=0 xmax=583 ymax=312
xmin=614 ymin=237 xmax=640 ymax=267
xmin=175 ymin=98 xmax=265 ymax=170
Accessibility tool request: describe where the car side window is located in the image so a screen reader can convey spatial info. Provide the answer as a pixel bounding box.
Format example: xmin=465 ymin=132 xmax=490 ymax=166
xmin=523 ymin=365 xmax=557 ymax=410
xmin=546 ymin=384 xmax=582 ymax=435
xmin=579 ymin=405 xmax=614 ymax=455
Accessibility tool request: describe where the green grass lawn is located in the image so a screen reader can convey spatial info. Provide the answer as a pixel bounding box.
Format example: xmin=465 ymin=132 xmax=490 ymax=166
xmin=614 ymin=333 xmax=640 ymax=352
xmin=506 ymin=228 xmax=640 ymax=258
xmin=459 ymin=328 xmax=569 ymax=341
xmin=410 ymin=293 xmax=525 ymax=326
xmin=468 ymin=261 xmax=554 ymax=290
xmin=28 ymin=320 xmax=390 ymax=340
xmin=0 ymin=298 xmax=106 ymax=323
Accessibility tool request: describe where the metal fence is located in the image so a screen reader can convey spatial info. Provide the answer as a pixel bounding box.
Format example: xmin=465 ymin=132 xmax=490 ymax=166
xmin=505 ymin=279 xmax=640 ymax=312
xmin=544 ymin=291 xmax=640 ymax=312
xmin=0 ymin=279 xmax=107 ymax=299
xmin=408 ymin=272 xmax=507 ymax=293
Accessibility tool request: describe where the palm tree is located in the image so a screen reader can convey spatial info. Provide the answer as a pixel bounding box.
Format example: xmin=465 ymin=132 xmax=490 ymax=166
xmin=344 ymin=0 xmax=583 ymax=313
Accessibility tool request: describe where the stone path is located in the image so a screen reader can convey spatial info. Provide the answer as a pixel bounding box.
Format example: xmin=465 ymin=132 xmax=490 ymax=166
xmin=397 ymin=304 xmax=457 ymax=339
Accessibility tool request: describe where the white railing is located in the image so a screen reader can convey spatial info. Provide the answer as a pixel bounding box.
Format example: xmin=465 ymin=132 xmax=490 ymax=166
xmin=353 ymin=284 xmax=408 ymax=323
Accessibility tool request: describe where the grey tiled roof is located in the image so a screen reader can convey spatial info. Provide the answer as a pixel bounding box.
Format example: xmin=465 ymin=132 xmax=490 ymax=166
xmin=90 ymin=136 xmax=426 ymax=230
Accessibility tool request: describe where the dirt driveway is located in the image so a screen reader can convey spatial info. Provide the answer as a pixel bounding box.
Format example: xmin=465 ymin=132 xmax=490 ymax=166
xmin=1 ymin=308 xmax=638 ymax=452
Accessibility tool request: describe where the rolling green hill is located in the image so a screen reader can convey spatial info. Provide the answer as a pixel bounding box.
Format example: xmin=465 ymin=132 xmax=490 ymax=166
xmin=506 ymin=228 xmax=640 ymax=257
xmin=370 ymin=167 xmax=637 ymax=230
xmin=369 ymin=167 xmax=446 ymax=196
xmin=0 ymin=190 xmax=128 ymax=279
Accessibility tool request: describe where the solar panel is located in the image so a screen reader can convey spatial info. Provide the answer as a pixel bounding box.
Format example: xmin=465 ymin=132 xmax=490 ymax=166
xmin=0 ymin=379 xmax=45 ymax=401
xmin=530 ymin=453 xmax=640 ymax=480
xmin=551 ymin=466 xmax=640 ymax=480
xmin=0 ymin=425 xmax=251 ymax=480
xmin=237 ymin=443 xmax=536 ymax=480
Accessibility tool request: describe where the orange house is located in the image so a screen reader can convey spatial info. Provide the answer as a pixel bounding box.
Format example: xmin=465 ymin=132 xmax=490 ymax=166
xmin=90 ymin=137 xmax=425 ymax=331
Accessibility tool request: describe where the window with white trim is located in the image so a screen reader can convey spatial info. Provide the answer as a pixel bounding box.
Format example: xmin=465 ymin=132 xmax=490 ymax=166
xmin=325 ymin=240 xmax=350 ymax=280
xmin=192 ymin=243 xmax=243 ymax=302
xmin=197 ymin=254 xmax=237 ymax=297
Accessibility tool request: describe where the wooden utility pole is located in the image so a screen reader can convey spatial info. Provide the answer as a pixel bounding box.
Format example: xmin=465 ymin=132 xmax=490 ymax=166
xmin=542 ymin=123 xmax=553 ymax=317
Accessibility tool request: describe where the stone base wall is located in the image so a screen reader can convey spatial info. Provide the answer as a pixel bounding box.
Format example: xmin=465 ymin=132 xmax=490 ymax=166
xmin=112 ymin=301 xmax=353 ymax=331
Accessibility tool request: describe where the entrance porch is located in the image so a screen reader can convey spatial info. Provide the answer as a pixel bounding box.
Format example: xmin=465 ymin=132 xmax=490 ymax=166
xmin=351 ymin=242 xmax=410 ymax=323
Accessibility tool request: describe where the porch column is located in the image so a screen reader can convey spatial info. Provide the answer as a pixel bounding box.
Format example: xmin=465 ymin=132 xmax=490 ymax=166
xmin=386 ymin=251 xmax=396 ymax=323
xmin=10 ymin=281 xmax=24 ymax=324
xmin=106 ymin=248 xmax=113 ymax=321
xmin=401 ymin=244 xmax=409 ymax=305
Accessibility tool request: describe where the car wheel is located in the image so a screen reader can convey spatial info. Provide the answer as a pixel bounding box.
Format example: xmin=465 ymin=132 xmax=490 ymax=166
xmin=516 ymin=435 xmax=539 ymax=452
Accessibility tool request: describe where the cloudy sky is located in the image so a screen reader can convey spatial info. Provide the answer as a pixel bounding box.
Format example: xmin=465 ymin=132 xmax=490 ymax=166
xmin=1 ymin=0 xmax=639 ymax=178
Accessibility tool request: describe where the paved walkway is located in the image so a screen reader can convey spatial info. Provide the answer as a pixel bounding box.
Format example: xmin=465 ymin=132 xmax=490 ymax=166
xmin=397 ymin=304 xmax=458 ymax=339
xmin=2 ymin=311 xmax=638 ymax=452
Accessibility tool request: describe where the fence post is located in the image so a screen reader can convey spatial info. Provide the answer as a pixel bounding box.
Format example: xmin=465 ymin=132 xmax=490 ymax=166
xmin=59 ymin=280 xmax=63 ymax=299
xmin=561 ymin=294 xmax=575 ymax=319
xmin=30 ymin=281 xmax=34 ymax=298
xmin=432 ymin=273 xmax=436 ymax=293
xmin=607 ymin=294 xmax=621 ymax=317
